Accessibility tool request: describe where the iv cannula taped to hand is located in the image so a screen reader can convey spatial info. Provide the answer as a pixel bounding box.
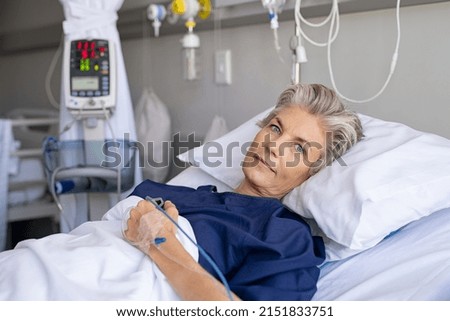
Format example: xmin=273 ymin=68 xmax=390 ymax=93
xmin=122 ymin=197 xmax=167 ymax=248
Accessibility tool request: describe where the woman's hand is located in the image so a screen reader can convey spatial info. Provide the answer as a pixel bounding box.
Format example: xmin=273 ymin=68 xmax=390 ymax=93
xmin=124 ymin=199 xmax=179 ymax=253
xmin=124 ymin=198 xmax=240 ymax=300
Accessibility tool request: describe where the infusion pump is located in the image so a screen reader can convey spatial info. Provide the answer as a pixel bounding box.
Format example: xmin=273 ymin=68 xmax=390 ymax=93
xmin=64 ymin=39 xmax=116 ymax=114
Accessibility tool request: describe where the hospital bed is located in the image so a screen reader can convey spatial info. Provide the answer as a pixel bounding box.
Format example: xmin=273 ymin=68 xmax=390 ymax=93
xmin=169 ymin=167 xmax=450 ymax=300
xmin=3 ymin=109 xmax=60 ymax=245
xmin=0 ymin=108 xmax=449 ymax=300
xmin=166 ymin=107 xmax=450 ymax=300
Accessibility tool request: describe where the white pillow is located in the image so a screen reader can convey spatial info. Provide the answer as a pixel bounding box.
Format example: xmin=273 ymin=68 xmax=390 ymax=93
xmin=178 ymin=109 xmax=450 ymax=260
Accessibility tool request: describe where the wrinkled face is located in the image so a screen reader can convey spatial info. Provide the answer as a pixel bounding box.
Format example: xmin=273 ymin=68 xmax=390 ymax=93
xmin=241 ymin=105 xmax=326 ymax=199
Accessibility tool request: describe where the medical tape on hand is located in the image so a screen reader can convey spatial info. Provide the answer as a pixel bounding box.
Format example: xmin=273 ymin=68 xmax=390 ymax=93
xmin=122 ymin=206 xmax=166 ymax=250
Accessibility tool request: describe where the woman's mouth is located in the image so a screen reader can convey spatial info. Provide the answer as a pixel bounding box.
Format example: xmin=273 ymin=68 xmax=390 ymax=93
xmin=255 ymin=154 xmax=276 ymax=173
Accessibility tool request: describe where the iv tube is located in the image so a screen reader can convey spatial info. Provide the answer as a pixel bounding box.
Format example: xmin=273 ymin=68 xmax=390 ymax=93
xmin=181 ymin=25 xmax=200 ymax=81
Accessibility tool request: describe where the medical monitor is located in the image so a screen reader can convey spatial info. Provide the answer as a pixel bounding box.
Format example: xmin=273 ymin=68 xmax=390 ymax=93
xmin=64 ymin=39 xmax=116 ymax=112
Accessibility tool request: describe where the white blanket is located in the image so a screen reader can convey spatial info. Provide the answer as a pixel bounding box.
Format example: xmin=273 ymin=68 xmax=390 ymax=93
xmin=0 ymin=196 xmax=198 ymax=300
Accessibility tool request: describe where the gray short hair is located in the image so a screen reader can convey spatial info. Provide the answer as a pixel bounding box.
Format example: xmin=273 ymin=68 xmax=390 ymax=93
xmin=258 ymin=83 xmax=363 ymax=175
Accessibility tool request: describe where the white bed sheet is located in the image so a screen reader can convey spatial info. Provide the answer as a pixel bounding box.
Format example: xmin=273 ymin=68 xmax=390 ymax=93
xmin=167 ymin=166 xmax=450 ymax=300
xmin=0 ymin=196 xmax=199 ymax=300
xmin=314 ymin=207 xmax=450 ymax=300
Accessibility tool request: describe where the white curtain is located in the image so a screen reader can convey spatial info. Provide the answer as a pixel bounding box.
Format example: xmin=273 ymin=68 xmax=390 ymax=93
xmin=58 ymin=0 xmax=142 ymax=232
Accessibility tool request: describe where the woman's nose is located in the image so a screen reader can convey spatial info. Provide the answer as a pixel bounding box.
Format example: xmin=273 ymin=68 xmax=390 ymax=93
xmin=265 ymin=136 xmax=282 ymax=158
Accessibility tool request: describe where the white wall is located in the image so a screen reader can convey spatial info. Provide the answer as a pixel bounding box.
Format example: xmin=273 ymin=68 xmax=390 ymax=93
xmin=1 ymin=1 xmax=449 ymax=140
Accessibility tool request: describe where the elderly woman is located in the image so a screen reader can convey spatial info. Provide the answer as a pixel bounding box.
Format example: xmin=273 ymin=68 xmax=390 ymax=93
xmin=124 ymin=83 xmax=363 ymax=301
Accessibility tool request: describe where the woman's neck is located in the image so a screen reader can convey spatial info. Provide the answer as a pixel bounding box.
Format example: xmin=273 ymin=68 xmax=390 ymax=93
xmin=234 ymin=180 xmax=283 ymax=199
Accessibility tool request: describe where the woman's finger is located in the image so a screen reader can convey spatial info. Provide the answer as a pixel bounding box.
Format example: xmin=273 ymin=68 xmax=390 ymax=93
xmin=137 ymin=199 xmax=156 ymax=212
xmin=163 ymin=200 xmax=179 ymax=221
xmin=129 ymin=208 xmax=140 ymax=221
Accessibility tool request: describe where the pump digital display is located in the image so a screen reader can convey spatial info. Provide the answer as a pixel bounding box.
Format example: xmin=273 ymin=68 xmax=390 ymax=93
xmin=72 ymin=77 xmax=99 ymax=91
xmin=69 ymin=39 xmax=110 ymax=97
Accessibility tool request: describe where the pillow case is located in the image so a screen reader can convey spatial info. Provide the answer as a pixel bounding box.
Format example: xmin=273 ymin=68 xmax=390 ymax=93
xmin=178 ymin=109 xmax=450 ymax=260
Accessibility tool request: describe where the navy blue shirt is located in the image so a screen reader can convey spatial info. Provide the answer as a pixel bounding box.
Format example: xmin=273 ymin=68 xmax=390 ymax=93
xmin=130 ymin=180 xmax=325 ymax=301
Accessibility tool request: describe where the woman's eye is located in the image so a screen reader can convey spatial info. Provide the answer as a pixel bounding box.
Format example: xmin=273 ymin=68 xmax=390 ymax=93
xmin=295 ymin=144 xmax=304 ymax=153
xmin=270 ymin=124 xmax=281 ymax=134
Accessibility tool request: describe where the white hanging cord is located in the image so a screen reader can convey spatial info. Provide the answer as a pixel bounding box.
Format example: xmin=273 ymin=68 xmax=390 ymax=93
xmin=328 ymin=0 xmax=401 ymax=103
xmin=295 ymin=0 xmax=340 ymax=48
xmin=59 ymin=101 xmax=86 ymax=136
xmin=45 ymin=34 xmax=64 ymax=110
xmin=298 ymin=1 xmax=333 ymax=28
